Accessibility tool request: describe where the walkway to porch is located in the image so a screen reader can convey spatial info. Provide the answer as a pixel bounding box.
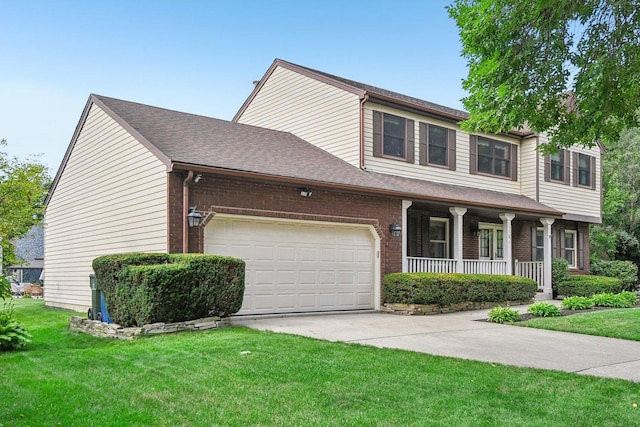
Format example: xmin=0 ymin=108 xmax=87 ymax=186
xmin=407 ymin=257 xmax=545 ymax=290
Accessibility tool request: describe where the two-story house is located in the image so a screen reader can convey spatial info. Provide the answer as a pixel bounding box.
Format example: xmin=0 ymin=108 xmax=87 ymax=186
xmin=43 ymin=59 xmax=602 ymax=316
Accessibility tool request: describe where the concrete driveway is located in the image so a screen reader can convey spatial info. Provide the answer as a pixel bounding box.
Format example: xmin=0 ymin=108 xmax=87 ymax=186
xmin=234 ymin=305 xmax=640 ymax=383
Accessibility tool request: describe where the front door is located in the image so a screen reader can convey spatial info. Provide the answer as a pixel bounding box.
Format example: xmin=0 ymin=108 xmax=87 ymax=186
xmin=479 ymin=224 xmax=504 ymax=260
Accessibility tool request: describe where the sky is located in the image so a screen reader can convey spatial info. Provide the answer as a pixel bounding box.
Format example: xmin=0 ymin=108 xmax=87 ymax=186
xmin=1 ymin=0 xmax=468 ymax=174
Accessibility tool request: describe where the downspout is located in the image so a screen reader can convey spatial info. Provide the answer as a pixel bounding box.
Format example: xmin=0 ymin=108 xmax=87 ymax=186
xmin=359 ymin=94 xmax=369 ymax=170
xmin=182 ymin=170 xmax=194 ymax=253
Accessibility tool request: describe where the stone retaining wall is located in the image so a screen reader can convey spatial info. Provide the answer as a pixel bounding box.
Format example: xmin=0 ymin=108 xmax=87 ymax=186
xmin=382 ymin=300 xmax=533 ymax=315
xmin=69 ymin=316 xmax=230 ymax=340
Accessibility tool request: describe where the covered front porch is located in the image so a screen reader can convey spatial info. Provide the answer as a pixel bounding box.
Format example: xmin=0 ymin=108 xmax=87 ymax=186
xmin=400 ymin=201 xmax=557 ymax=297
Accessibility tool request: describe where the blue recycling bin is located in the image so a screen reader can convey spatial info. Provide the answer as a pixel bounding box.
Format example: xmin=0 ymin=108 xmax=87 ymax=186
xmin=88 ymin=273 xmax=111 ymax=323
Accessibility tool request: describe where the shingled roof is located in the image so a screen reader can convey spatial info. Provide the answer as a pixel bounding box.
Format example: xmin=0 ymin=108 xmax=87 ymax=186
xmin=72 ymin=94 xmax=559 ymax=216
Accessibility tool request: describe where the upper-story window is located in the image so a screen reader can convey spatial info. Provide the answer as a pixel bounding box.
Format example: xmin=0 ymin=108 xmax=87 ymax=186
xmin=572 ymin=152 xmax=596 ymax=189
xmin=373 ymin=111 xmax=415 ymax=163
xmin=544 ymin=149 xmax=570 ymax=185
xmin=419 ymin=123 xmax=456 ymax=170
xmin=578 ymin=153 xmax=591 ymax=186
xmin=383 ymin=114 xmax=406 ymax=158
xmin=551 ymin=151 xmax=564 ymax=181
xmin=469 ymin=135 xmax=517 ymax=180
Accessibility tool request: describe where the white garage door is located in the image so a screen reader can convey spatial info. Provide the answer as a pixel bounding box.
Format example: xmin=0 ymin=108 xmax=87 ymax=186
xmin=204 ymin=215 xmax=376 ymax=315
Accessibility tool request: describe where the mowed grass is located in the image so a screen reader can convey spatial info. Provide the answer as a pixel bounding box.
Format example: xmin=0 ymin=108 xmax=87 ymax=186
xmin=1 ymin=300 xmax=639 ymax=427
xmin=520 ymin=307 xmax=640 ymax=341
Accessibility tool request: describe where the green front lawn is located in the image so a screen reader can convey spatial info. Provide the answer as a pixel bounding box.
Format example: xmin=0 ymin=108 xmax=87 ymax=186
xmin=1 ymin=299 xmax=639 ymax=426
xmin=519 ymin=307 xmax=640 ymax=341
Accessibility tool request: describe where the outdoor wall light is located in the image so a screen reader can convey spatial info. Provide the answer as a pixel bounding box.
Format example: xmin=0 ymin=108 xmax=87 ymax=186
xmin=471 ymin=224 xmax=480 ymax=237
xmin=299 ymin=187 xmax=313 ymax=197
xmin=187 ymin=207 xmax=203 ymax=228
xmin=389 ymin=223 xmax=402 ymax=237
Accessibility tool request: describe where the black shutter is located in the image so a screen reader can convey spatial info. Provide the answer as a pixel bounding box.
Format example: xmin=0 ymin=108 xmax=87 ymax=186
xmin=406 ymin=119 xmax=415 ymax=164
xmin=544 ymin=155 xmax=551 ymax=182
xmin=564 ymin=150 xmax=571 ymax=185
xmin=373 ymin=111 xmax=383 ymax=158
xmin=531 ymin=227 xmax=538 ymax=261
xmin=469 ymin=135 xmax=477 ymax=174
xmin=511 ymin=144 xmax=518 ymax=181
xmin=419 ymin=122 xmax=427 ymax=165
xmin=552 ymin=229 xmax=558 ymax=258
xmin=448 ymin=129 xmax=456 ymax=171
xmin=590 ymin=156 xmax=596 ymax=190
xmin=559 ymin=230 xmax=566 ymax=262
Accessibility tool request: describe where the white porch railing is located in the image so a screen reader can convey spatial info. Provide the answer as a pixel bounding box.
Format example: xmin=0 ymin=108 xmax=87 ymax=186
xmin=407 ymin=257 xmax=457 ymax=273
xmin=463 ymin=260 xmax=508 ymax=275
xmin=515 ymin=260 xmax=544 ymax=289
xmin=407 ymin=257 xmax=545 ymax=288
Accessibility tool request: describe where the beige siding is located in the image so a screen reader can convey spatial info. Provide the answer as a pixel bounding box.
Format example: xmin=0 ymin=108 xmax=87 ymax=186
xmin=537 ymin=133 xmax=601 ymax=219
xmin=520 ymin=136 xmax=539 ymax=199
xmin=363 ymin=102 xmax=522 ymax=194
xmin=236 ymin=66 xmax=361 ymax=166
xmin=44 ymin=104 xmax=168 ymax=311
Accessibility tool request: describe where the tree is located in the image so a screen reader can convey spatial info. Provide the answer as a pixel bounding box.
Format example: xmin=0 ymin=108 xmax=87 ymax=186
xmin=448 ymin=0 xmax=640 ymax=152
xmin=590 ymin=128 xmax=640 ymax=260
xmin=0 ymin=139 xmax=50 ymax=269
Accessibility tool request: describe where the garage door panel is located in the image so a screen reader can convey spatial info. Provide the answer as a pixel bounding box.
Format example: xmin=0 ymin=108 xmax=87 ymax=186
xmin=205 ymin=216 xmax=375 ymax=315
xmin=278 ymin=246 xmax=296 ymax=262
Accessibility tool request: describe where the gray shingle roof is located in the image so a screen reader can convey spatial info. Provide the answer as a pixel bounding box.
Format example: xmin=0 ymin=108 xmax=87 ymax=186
xmin=90 ymin=94 xmax=560 ymax=216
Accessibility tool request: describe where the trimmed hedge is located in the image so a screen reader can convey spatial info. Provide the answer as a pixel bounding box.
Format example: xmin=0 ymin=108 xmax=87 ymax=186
xmin=556 ymin=275 xmax=622 ymax=297
xmin=590 ymin=259 xmax=638 ymax=291
xmin=92 ymin=253 xmax=245 ymax=327
xmin=382 ymin=273 xmax=537 ymax=306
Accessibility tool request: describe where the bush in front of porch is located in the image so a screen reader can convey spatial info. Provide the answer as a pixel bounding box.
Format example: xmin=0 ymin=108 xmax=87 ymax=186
xmin=382 ymin=273 xmax=537 ymax=309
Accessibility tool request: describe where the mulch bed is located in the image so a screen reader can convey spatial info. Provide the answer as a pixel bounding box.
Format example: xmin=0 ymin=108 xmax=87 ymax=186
xmin=479 ymin=305 xmax=640 ymax=322
xmin=516 ymin=306 xmax=623 ymax=322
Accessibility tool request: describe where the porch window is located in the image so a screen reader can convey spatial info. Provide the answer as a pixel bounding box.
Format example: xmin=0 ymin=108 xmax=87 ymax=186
xmin=479 ymin=224 xmax=504 ymax=260
xmin=563 ymin=230 xmax=577 ymax=268
xmin=428 ymin=218 xmax=449 ymax=258
xmin=535 ymin=228 xmax=544 ymax=261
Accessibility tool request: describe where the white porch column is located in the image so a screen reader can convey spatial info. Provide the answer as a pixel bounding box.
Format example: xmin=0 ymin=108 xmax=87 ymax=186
xmin=449 ymin=207 xmax=467 ymax=273
xmin=540 ymin=218 xmax=555 ymax=296
xmin=499 ymin=213 xmax=515 ymax=275
xmin=401 ymin=200 xmax=413 ymax=272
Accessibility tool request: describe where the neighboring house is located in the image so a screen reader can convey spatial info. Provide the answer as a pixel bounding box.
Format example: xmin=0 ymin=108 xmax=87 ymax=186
xmin=44 ymin=59 xmax=602 ymax=315
xmin=7 ymin=225 xmax=44 ymax=284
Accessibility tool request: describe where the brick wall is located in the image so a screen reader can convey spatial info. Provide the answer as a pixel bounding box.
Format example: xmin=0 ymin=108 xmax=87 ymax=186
xmin=168 ymin=171 xmax=404 ymax=280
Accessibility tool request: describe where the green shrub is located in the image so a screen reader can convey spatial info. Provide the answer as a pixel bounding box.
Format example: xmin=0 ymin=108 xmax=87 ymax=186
xmin=93 ymin=253 xmax=245 ymax=327
xmin=382 ymin=273 xmax=537 ymax=306
xmin=556 ymin=275 xmax=622 ymax=297
xmin=527 ymin=302 xmax=561 ymax=317
xmin=561 ymin=296 xmax=594 ymax=310
xmin=590 ymin=293 xmax=635 ymax=308
xmin=0 ymin=302 xmax=32 ymax=351
xmin=619 ymin=291 xmax=639 ymax=307
xmin=0 ymin=276 xmax=11 ymax=300
xmin=590 ymin=260 xmax=638 ymax=291
xmin=551 ymin=258 xmax=569 ymax=297
xmin=488 ymin=306 xmax=520 ymax=323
